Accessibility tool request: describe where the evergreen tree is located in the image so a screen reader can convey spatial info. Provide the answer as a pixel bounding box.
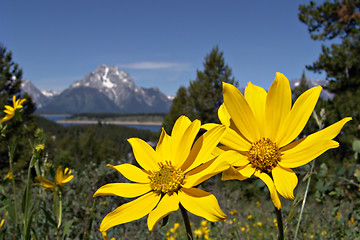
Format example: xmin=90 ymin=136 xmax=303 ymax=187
xmin=299 ymin=0 xmax=360 ymax=160
xmin=0 ymin=43 xmax=23 ymax=104
xmin=162 ymin=46 xmax=238 ymax=132
xmin=299 ymin=0 xmax=360 ymax=93
xmin=162 ymin=86 xmax=194 ymax=133
xmin=0 ymin=43 xmax=37 ymax=169
xmin=292 ymin=70 xmax=309 ymax=100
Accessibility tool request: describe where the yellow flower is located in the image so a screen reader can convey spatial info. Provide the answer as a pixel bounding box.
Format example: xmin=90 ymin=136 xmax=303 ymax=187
xmin=94 ymin=116 xmax=229 ymax=232
xmin=101 ymin=231 xmax=108 ymax=240
xmin=35 ymin=165 xmax=73 ymax=191
xmin=229 ymin=209 xmax=237 ymax=215
xmin=0 ymin=219 xmax=4 ymax=228
xmin=0 ymin=95 xmax=26 ymax=123
xmin=35 ymin=144 xmax=45 ymax=152
xmin=194 ymin=229 xmax=203 ymax=238
xmin=5 ymin=171 xmax=13 ymax=180
xmin=173 ymin=222 xmax=180 ymax=230
xmin=204 ymin=73 xmax=351 ymax=209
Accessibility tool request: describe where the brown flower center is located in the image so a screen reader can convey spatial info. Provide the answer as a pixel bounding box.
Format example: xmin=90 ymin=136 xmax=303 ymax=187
xmin=247 ymin=138 xmax=281 ymax=173
xmin=149 ymin=163 xmax=185 ymax=193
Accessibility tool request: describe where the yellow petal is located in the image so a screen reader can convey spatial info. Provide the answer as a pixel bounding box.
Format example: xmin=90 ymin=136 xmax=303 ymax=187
xmin=183 ymin=151 xmax=240 ymax=188
xmin=220 ymin=127 xmax=251 ymax=152
xmin=18 ymin=98 xmax=26 ymax=106
xmin=156 ymin=128 xmax=171 ymax=165
xmin=93 ymin=183 xmax=151 ymax=198
xmin=280 ymin=117 xmax=351 ymax=168
xmin=4 ymin=105 xmax=14 ymax=111
xmin=218 ymin=103 xmax=230 ymax=127
xmin=12 ymin=95 xmax=16 ymax=105
xmin=277 ymin=86 xmax=322 ymax=147
xmin=35 ymin=176 xmax=55 ymax=190
xmin=0 ymin=115 xmax=12 ymax=123
xmin=244 ymin=82 xmax=267 ymax=136
xmin=61 ymin=175 xmax=73 ymax=184
xmin=280 ymin=139 xmax=338 ymax=168
xmin=272 ymin=166 xmax=298 ymax=200
xmin=170 ymin=116 xmax=192 ymax=162
xmin=223 ymin=82 xmax=260 ymax=142
xmin=221 ymin=150 xmax=249 ymax=166
xmin=254 ymin=171 xmax=282 ymax=209
xmin=178 ymin=188 xmax=226 ymax=221
xmin=3 ymin=109 xmax=13 ymax=115
xmin=107 ymin=164 xmax=150 ymax=183
xmin=99 ymin=192 xmax=160 ymax=232
xmin=147 ymin=193 xmax=179 ymax=231
xmin=238 ymin=164 xmax=255 ymax=178
xmin=265 ymin=72 xmax=292 ymax=142
xmin=181 ymin=125 xmax=225 ymax=172
xmin=221 ymin=166 xmax=248 ymax=181
xmin=127 ymin=138 xmax=159 ymax=172
xmin=201 ymin=123 xmax=221 ymax=131
xmin=55 ymin=166 xmax=63 ymax=185
xmin=173 ymin=119 xmax=201 ymax=167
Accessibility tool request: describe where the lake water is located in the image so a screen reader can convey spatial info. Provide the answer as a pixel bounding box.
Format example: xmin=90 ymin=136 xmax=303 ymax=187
xmin=40 ymin=114 xmax=161 ymax=132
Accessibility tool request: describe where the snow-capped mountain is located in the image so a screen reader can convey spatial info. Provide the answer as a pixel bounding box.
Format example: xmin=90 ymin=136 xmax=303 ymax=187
xmin=36 ymin=65 xmax=172 ymax=114
xmin=290 ymin=78 xmax=334 ymax=100
xmin=21 ymin=79 xmax=59 ymax=108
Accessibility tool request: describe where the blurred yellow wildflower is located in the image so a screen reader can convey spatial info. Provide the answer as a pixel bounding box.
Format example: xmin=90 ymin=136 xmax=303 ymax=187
xmin=247 ymin=214 xmax=252 ymax=220
xmin=348 ymin=217 xmax=354 ymax=225
xmin=0 ymin=219 xmax=4 ymax=228
xmin=5 ymin=171 xmax=13 ymax=180
xmin=204 ymin=73 xmax=351 ymax=209
xmin=229 ymin=209 xmax=237 ymax=215
xmin=257 ymin=221 xmax=262 ymax=227
xmin=0 ymin=95 xmax=26 ymax=123
xmin=35 ymin=165 xmax=73 ymax=191
xmin=194 ymin=223 xmax=210 ymax=240
xmin=336 ymin=211 xmax=341 ymax=219
xmin=94 ymin=116 xmax=229 ymax=232
xmin=173 ymin=222 xmax=180 ymax=230
xmin=101 ymin=231 xmax=108 ymax=240
xmin=35 ymin=144 xmax=45 ymax=152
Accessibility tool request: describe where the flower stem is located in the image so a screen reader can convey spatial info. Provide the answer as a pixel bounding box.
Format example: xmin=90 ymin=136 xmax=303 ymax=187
xmin=180 ymin=204 xmax=193 ymax=240
xmin=275 ymin=207 xmax=284 ymax=240
xmin=8 ymin=142 xmax=19 ymax=231
xmin=294 ymin=159 xmax=315 ymax=239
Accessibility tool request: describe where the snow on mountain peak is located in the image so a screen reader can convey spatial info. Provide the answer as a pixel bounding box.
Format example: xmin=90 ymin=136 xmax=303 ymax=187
xmin=102 ymin=66 xmax=116 ymax=88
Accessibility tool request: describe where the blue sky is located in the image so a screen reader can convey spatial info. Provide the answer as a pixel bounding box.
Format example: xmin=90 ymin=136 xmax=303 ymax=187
xmin=2 ymin=0 xmax=326 ymax=96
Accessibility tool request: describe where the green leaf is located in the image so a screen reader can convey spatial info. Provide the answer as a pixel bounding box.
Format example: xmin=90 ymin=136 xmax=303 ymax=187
xmin=352 ymin=139 xmax=360 ymax=160
xmin=53 ymin=191 xmax=62 ymax=229
xmin=3 ymin=198 xmax=16 ymax=223
xmin=24 ymin=207 xmax=37 ymax=240
xmin=41 ymin=207 xmax=57 ymax=228
xmin=62 ymin=220 xmax=74 ymax=240
xmin=318 ymin=163 xmax=328 ymax=177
